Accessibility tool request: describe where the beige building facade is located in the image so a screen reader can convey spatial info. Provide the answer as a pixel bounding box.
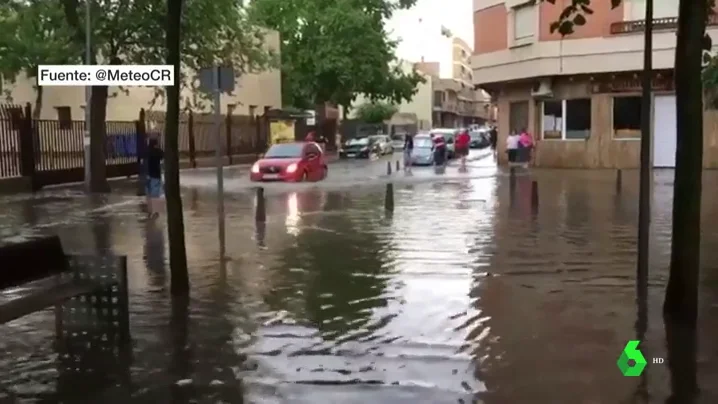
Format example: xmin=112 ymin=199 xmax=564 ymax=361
xmin=1 ymin=30 xmax=282 ymax=122
xmin=350 ymin=60 xmax=434 ymax=129
xmin=416 ymin=36 xmax=494 ymax=128
xmin=472 ymin=0 xmax=718 ymax=168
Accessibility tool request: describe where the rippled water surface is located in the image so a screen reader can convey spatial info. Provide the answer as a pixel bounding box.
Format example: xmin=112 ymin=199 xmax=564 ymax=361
xmin=1 ymin=164 xmax=718 ymax=403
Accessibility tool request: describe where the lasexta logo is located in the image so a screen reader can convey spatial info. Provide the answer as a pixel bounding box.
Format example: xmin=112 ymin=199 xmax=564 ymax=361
xmin=617 ymin=340 xmax=647 ymax=376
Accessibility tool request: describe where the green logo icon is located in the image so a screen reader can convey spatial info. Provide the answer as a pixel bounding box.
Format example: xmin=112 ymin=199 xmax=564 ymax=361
xmin=617 ymin=340 xmax=647 ymax=376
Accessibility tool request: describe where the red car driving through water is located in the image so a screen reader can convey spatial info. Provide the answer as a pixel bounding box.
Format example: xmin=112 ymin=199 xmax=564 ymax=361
xmin=250 ymin=141 xmax=328 ymax=182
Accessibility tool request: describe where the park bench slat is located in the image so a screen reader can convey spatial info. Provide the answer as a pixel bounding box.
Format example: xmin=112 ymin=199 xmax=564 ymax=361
xmin=0 ymin=279 xmax=101 ymax=325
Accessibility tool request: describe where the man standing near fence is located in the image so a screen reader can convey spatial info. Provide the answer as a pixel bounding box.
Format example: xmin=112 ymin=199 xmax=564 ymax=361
xmin=145 ymin=137 xmax=164 ymax=219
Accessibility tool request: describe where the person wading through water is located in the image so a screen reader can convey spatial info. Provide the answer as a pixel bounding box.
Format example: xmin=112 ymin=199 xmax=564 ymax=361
xmin=455 ymin=129 xmax=471 ymax=171
xmin=403 ymin=133 xmax=414 ymax=173
xmin=146 ymin=137 xmax=164 ymax=219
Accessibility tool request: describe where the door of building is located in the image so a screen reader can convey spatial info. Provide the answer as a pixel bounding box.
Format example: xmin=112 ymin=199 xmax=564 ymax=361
xmin=653 ymin=95 xmax=677 ymax=168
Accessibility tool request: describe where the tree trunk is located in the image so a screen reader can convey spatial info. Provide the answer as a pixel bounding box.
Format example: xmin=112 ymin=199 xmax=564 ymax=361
xmin=165 ymin=0 xmax=190 ymax=296
xmin=32 ymin=84 xmax=43 ymax=119
xmin=663 ymin=0 xmax=706 ymax=326
xmin=90 ymin=85 xmax=110 ymax=192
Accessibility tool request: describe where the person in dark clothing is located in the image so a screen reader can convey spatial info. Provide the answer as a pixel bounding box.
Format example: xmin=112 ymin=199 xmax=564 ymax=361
xmin=403 ymin=133 xmax=414 ymax=172
xmin=489 ymin=127 xmax=498 ymax=155
xmin=145 ymin=137 xmax=164 ymax=218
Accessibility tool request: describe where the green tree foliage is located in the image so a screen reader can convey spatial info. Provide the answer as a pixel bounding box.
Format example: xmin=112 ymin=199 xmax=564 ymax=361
xmin=0 ymin=1 xmax=79 ymax=118
xmin=249 ymin=0 xmax=424 ymax=111
xmin=354 ymin=101 xmax=398 ymax=123
xmin=0 ymin=0 xmax=275 ymax=191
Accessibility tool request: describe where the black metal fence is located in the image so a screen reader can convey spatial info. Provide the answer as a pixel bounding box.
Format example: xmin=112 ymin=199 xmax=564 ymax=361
xmin=0 ymin=103 xmax=272 ymax=189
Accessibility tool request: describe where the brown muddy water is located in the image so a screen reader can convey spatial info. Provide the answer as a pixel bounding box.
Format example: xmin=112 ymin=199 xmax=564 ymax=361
xmin=1 ymin=168 xmax=717 ymax=403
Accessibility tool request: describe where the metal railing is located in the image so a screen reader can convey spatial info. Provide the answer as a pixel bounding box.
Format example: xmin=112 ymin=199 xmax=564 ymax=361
xmin=611 ymin=15 xmax=718 ymax=35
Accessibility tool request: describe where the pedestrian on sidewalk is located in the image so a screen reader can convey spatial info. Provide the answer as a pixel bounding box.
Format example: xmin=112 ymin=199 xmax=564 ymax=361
xmin=305 ymin=131 xmax=316 ymax=142
xmin=518 ymin=129 xmax=534 ymax=168
xmin=506 ymin=130 xmax=520 ymax=164
xmin=403 ymin=133 xmax=414 ymax=172
xmin=145 ymin=137 xmax=164 ymax=219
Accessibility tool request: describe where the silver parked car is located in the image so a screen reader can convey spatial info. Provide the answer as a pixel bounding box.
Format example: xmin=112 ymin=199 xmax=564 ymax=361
xmin=409 ymin=135 xmax=435 ymax=166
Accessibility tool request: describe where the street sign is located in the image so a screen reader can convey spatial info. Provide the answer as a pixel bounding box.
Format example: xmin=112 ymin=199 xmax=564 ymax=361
xmin=198 ymin=67 xmax=235 ymax=93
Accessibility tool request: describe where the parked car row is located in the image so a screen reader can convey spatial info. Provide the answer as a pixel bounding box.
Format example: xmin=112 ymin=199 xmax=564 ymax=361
xmin=339 ymin=135 xmax=393 ymax=159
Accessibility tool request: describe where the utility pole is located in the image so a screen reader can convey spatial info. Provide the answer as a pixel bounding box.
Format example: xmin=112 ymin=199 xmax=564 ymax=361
xmin=84 ymin=0 xmax=92 ymax=191
xmin=637 ymin=0 xmax=653 ymax=313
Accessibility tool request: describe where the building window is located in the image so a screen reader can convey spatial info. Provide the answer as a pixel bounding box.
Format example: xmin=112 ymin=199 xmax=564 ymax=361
xmin=513 ymin=4 xmax=536 ymax=42
xmin=612 ymin=96 xmax=642 ymax=139
xmin=628 ymin=0 xmax=678 ymax=20
xmin=55 ymin=106 xmax=72 ymax=129
xmin=509 ymin=101 xmax=529 ymax=133
xmin=541 ymin=99 xmax=591 ymax=140
xmin=434 ymin=91 xmax=444 ymax=106
xmin=6 ymin=107 xmax=23 ymax=130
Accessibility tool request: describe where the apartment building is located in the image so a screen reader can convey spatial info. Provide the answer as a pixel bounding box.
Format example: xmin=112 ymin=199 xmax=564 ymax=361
xmin=1 ymin=30 xmax=282 ymax=122
xmin=472 ymin=0 xmax=718 ymax=168
xmin=416 ymin=36 xmax=494 ymax=128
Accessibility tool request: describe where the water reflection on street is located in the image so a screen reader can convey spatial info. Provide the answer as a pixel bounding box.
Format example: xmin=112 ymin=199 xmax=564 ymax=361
xmin=0 ymin=167 xmax=718 ymax=402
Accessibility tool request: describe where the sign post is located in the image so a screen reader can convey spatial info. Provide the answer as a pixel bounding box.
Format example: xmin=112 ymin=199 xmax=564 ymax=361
xmin=199 ymin=66 xmax=234 ymax=257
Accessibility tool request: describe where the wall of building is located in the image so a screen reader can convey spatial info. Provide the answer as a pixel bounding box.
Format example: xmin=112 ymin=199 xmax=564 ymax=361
xmin=471 ymin=0 xmax=718 ymax=85
xmin=494 ymin=75 xmax=718 ymax=169
xmin=1 ymin=30 xmax=282 ymax=121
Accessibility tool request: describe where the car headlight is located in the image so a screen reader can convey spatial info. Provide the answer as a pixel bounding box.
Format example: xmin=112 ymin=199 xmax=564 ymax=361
xmin=251 ymin=163 xmax=260 ymax=174
xmin=286 ymin=163 xmax=298 ymax=173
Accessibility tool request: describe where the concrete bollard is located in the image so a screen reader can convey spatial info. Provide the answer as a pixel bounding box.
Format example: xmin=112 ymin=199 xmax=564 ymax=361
xmin=396 ymin=160 xmax=400 ymax=171
xmin=616 ymin=169 xmax=622 ymax=194
xmin=387 ymin=161 xmax=392 ymax=175
xmin=509 ymin=166 xmax=516 ymax=191
xmin=531 ymin=180 xmax=539 ymax=211
xmin=384 ymin=183 xmax=394 ymax=211
xmin=255 ymin=187 xmax=266 ymax=222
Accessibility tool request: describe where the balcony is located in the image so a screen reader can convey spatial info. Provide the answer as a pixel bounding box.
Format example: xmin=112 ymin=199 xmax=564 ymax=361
xmin=611 ymin=14 xmax=718 ymax=35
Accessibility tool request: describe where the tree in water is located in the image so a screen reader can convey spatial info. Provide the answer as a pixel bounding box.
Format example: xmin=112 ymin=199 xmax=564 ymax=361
xmin=541 ymin=0 xmax=710 ymax=399
xmin=165 ymin=0 xmax=189 ymax=295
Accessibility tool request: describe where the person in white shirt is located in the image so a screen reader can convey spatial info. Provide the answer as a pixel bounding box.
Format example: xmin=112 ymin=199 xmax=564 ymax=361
xmin=506 ymin=131 xmax=520 ymax=163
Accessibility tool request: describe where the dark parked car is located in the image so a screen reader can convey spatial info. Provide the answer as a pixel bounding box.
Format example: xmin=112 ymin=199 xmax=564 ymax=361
xmin=339 ymin=136 xmax=381 ymax=158
xmin=470 ymin=130 xmax=490 ymax=148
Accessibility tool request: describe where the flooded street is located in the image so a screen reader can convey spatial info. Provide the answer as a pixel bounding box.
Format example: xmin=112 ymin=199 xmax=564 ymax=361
xmin=1 ymin=155 xmax=718 ymax=403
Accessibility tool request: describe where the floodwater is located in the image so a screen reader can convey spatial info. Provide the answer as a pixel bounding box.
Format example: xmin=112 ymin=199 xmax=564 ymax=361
xmin=1 ymin=156 xmax=718 ymax=403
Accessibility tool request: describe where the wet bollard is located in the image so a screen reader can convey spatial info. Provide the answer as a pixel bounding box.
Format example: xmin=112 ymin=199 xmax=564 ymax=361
xmin=387 ymin=161 xmax=392 ymax=175
xmin=255 ymin=187 xmax=266 ymax=222
xmin=384 ymin=183 xmax=394 ymax=212
xmin=531 ymin=180 xmax=539 ymax=213
xmin=396 ymin=160 xmax=400 ymax=172
xmin=616 ymin=168 xmax=622 ymax=194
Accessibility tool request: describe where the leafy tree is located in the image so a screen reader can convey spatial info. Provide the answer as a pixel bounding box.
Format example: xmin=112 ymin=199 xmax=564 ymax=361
xmin=354 ymin=100 xmax=397 ymax=123
xmin=45 ymin=0 xmax=274 ymax=192
xmin=249 ymin=0 xmax=423 ymax=115
xmin=0 ymin=1 xmax=79 ymax=118
xmin=541 ymin=0 xmax=708 ymax=326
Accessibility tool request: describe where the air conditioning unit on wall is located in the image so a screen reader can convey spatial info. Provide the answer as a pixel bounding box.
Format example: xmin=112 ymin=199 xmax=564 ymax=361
xmin=531 ymin=79 xmax=553 ymax=99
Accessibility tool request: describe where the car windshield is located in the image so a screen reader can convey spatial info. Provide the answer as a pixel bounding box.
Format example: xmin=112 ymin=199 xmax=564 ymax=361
xmin=347 ymin=137 xmax=369 ymax=146
xmin=369 ymin=136 xmax=383 ymax=142
xmin=470 ymin=131 xmax=483 ymax=139
xmin=264 ymin=143 xmax=303 ymax=158
xmin=415 ymin=138 xmax=433 ymax=148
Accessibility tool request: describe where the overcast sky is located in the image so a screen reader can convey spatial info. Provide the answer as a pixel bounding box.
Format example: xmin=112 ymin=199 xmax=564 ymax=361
xmin=385 ymin=0 xmax=474 ymax=63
